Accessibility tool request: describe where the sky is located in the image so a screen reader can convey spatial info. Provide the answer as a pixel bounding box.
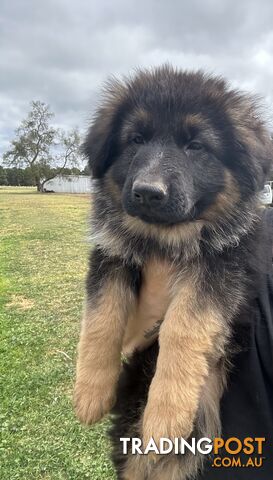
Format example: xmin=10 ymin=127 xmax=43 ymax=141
xmin=1 ymin=0 xmax=273 ymax=158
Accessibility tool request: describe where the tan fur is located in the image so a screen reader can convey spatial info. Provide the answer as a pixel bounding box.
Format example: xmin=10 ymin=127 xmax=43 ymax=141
xmin=142 ymin=275 xmax=224 ymax=446
xmin=91 ymin=215 xmax=203 ymax=265
xmin=200 ymin=169 xmax=240 ymax=221
xmin=197 ymin=362 xmax=226 ymax=437
xmin=183 ymin=113 xmax=205 ymax=128
xmin=120 ymin=107 xmax=152 ymax=143
xmin=74 ymin=281 xmax=135 ymax=424
xmin=150 ymin=457 xmax=186 ymax=480
xmin=121 ymin=455 xmax=152 ymax=480
xmin=122 ymin=455 xmax=184 ymax=480
xmin=183 ymin=114 xmax=221 ymax=150
xmin=123 ymin=214 xmax=204 ymax=249
xmin=121 ymin=445 xmax=201 ymax=480
xmin=122 ymin=258 xmax=173 ymax=355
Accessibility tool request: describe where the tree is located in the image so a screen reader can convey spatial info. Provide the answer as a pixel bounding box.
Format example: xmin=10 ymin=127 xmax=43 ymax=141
xmin=3 ymin=101 xmax=81 ymax=191
xmin=21 ymin=167 xmax=36 ymax=186
xmin=0 ymin=166 xmax=8 ymax=185
xmin=5 ymin=167 xmax=19 ymax=186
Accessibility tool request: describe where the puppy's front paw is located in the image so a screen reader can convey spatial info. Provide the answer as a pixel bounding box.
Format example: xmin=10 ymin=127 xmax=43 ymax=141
xmin=142 ymin=398 xmax=194 ymax=447
xmin=74 ymin=376 xmax=117 ymax=425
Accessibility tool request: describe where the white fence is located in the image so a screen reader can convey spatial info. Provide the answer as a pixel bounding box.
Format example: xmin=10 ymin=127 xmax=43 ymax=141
xmin=44 ymin=175 xmax=93 ymax=194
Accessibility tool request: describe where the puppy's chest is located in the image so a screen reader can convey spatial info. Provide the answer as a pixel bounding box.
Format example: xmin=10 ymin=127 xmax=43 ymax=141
xmin=122 ymin=259 xmax=176 ymax=355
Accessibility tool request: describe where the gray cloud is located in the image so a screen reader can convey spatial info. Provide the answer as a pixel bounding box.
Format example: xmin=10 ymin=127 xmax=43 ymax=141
xmin=1 ymin=0 xmax=273 ymax=156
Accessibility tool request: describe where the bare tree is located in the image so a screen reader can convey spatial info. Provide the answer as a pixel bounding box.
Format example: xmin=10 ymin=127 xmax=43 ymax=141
xmin=3 ymin=101 xmax=81 ymax=191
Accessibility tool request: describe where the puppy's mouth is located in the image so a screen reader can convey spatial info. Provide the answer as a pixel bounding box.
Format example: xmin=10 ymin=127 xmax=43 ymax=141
xmin=128 ymin=210 xmax=181 ymax=225
xmin=123 ymin=201 xmax=197 ymax=226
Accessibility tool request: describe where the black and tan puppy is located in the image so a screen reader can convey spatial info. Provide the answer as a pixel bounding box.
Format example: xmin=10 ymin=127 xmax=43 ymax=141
xmin=74 ymin=66 xmax=272 ymax=479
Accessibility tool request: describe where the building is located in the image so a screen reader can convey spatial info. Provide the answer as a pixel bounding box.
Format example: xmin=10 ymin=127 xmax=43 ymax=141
xmin=43 ymin=175 xmax=93 ymax=194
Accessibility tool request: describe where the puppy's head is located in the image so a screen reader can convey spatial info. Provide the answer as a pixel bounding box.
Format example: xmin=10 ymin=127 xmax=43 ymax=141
xmin=84 ymin=66 xmax=272 ymax=227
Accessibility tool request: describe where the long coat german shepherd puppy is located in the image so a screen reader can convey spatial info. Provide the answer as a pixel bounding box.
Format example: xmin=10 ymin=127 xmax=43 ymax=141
xmin=74 ymin=66 xmax=272 ymax=479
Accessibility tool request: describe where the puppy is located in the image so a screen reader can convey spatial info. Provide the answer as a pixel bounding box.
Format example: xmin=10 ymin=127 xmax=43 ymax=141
xmin=74 ymin=66 xmax=272 ymax=479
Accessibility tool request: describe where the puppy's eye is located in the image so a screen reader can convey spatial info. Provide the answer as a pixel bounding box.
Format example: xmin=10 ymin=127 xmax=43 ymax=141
xmin=187 ymin=141 xmax=203 ymax=151
xmin=132 ymin=134 xmax=145 ymax=145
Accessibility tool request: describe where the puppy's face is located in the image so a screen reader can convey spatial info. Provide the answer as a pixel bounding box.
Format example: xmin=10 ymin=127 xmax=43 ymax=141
xmin=84 ymin=68 xmax=272 ymax=227
xmin=112 ymin=109 xmax=226 ymax=225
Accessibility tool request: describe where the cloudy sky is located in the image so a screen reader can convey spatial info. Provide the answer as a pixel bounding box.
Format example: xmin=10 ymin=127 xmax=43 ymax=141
xmin=1 ymin=0 xmax=273 ymax=157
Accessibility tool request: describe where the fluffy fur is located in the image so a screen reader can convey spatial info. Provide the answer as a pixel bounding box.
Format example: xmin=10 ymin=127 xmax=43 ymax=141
xmin=74 ymin=66 xmax=272 ymax=479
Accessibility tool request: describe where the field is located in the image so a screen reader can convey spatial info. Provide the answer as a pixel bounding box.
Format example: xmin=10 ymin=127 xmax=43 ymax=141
xmin=0 ymin=187 xmax=115 ymax=479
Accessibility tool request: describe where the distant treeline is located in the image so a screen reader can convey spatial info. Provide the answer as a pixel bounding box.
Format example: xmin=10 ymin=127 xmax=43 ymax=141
xmin=0 ymin=166 xmax=90 ymax=186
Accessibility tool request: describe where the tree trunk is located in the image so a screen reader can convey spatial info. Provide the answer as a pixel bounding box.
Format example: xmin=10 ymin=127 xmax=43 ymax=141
xmin=36 ymin=178 xmax=43 ymax=192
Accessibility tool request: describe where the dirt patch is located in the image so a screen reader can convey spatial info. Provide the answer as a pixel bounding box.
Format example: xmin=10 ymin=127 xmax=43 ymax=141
xmin=6 ymin=294 xmax=35 ymax=311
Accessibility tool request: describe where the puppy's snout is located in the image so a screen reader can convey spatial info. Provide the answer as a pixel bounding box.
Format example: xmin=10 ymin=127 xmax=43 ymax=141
xmin=132 ymin=181 xmax=168 ymax=207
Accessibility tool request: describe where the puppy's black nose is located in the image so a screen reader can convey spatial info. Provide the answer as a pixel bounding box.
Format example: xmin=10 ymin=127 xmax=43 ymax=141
xmin=132 ymin=181 xmax=167 ymax=206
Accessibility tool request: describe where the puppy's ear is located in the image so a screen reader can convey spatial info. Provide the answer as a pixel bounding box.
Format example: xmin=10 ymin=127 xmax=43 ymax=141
xmin=241 ymin=129 xmax=273 ymax=191
xmin=83 ymin=80 xmax=127 ymax=179
xmin=231 ymin=95 xmax=273 ymax=190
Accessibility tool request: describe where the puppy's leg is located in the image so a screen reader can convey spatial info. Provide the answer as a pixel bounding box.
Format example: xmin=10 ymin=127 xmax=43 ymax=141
xmin=142 ymin=277 xmax=227 ymax=445
xmin=112 ymin=339 xmax=227 ymax=480
xmin=74 ymin=248 xmax=137 ymax=425
xmin=120 ymin=455 xmax=151 ymax=480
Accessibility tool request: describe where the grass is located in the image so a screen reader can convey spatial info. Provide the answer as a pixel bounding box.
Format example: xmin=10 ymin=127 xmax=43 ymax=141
xmin=0 ymin=187 xmax=116 ymax=479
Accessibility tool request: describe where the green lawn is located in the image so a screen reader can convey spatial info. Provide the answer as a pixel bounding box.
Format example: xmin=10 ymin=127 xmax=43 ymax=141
xmin=0 ymin=187 xmax=115 ymax=479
